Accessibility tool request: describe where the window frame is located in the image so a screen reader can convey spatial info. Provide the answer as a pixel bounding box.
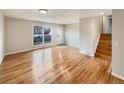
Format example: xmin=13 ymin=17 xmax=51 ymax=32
xmin=43 ymin=26 xmax=52 ymax=44
xmin=32 ymin=25 xmax=52 ymax=46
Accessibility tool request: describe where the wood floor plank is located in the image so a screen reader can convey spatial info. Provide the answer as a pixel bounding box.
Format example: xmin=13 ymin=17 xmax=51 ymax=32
xmin=0 ymin=46 xmax=124 ymax=84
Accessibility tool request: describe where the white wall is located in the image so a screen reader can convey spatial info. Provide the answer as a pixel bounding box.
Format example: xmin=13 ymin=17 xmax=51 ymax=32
xmin=5 ymin=17 xmax=64 ymax=55
xmin=112 ymin=9 xmax=124 ymax=79
xmin=79 ymin=17 xmax=101 ymax=56
xmin=0 ymin=13 xmax=5 ymax=64
xmin=64 ymin=24 xmax=79 ymax=48
xmin=56 ymin=25 xmax=64 ymax=45
xmin=103 ymin=16 xmax=112 ymax=34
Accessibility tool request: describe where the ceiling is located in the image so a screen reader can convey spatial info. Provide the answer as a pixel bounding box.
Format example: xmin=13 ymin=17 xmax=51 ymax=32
xmin=0 ymin=9 xmax=112 ymax=24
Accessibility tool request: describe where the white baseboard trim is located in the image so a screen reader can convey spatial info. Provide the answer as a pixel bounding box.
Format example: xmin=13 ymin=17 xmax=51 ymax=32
xmin=92 ymin=33 xmax=100 ymax=57
xmin=5 ymin=48 xmax=35 ymax=56
xmin=65 ymin=44 xmax=79 ymax=49
xmin=0 ymin=55 xmax=5 ymax=64
xmin=5 ymin=45 xmax=55 ymax=56
xmin=79 ymin=50 xmax=94 ymax=57
xmin=111 ymin=72 xmax=124 ymax=80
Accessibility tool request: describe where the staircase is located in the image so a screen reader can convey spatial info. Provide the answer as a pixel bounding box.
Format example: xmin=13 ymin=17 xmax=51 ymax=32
xmin=95 ymin=33 xmax=112 ymax=61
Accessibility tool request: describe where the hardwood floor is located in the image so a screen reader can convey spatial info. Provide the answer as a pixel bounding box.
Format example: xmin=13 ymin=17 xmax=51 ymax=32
xmin=0 ymin=46 xmax=124 ymax=84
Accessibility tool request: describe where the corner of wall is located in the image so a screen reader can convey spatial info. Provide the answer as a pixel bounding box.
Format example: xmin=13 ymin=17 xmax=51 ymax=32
xmin=0 ymin=13 xmax=5 ymax=64
xmin=111 ymin=72 xmax=124 ymax=80
xmin=79 ymin=17 xmax=101 ymax=57
xmin=92 ymin=33 xmax=101 ymax=57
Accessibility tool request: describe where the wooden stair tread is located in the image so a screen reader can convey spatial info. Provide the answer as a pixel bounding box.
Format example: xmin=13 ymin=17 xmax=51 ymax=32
xmin=96 ymin=49 xmax=112 ymax=56
xmin=98 ymin=40 xmax=111 ymax=47
xmin=98 ymin=44 xmax=111 ymax=47
xmin=95 ymin=52 xmax=111 ymax=58
xmin=97 ymin=46 xmax=112 ymax=52
xmin=95 ymin=53 xmax=111 ymax=61
xmin=101 ymin=33 xmax=111 ymax=36
xmin=100 ymin=36 xmax=112 ymax=40
xmin=99 ymin=40 xmax=111 ymax=43
xmin=95 ymin=33 xmax=112 ymax=61
xmin=100 ymin=34 xmax=111 ymax=40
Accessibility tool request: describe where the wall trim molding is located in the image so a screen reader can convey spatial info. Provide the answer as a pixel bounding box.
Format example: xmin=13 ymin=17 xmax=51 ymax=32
xmin=92 ymin=33 xmax=100 ymax=56
xmin=5 ymin=45 xmax=55 ymax=56
xmin=111 ymin=72 xmax=124 ymax=80
xmin=79 ymin=50 xmax=94 ymax=57
xmin=0 ymin=56 xmax=5 ymax=64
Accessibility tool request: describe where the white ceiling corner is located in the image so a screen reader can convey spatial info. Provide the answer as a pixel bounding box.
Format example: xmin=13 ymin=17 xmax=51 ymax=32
xmin=1 ymin=9 xmax=112 ymax=24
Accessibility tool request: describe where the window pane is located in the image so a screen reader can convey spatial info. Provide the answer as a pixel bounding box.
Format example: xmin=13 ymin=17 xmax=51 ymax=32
xmin=34 ymin=26 xmax=38 ymax=35
xmin=44 ymin=27 xmax=51 ymax=35
xmin=44 ymin=35 xmax=51 ymax=43
xmin=33 ymin=26 xmax=43 ymax=45
xmin=34 ymin=26 xmax=42 ymax=35
xmin=39 ymin=27 xmax=42 ymax=35
xmin=34 ymin=36 xmax=43 ymax=45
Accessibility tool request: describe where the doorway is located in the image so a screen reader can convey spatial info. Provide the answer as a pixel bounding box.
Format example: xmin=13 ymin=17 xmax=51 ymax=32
xmin=102 ymin=15 xmax=112 ymax=34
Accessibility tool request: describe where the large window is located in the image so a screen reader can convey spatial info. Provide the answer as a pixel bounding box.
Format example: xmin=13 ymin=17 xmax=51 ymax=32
xmin=33 ymin=26 xmax=52 ymax=45
xmin=43 ymin=27 xmax=52 ymax=43
xmin=33 ymin=26 xmax=43 ymax=45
